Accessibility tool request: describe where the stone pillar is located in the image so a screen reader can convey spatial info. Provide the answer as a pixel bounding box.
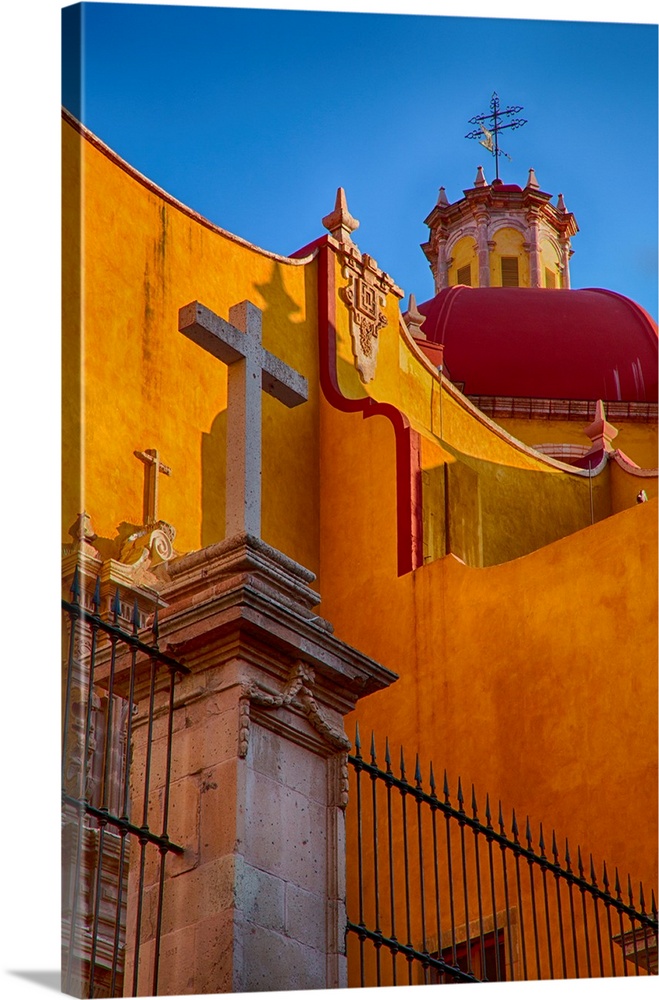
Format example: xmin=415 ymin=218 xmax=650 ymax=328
xmin=525 ymin=211 xmax=542 ymax=287
xmin=475 ymin=214 xmax=490 ymax=287
xmin=436 ymin=235 xmax=449 ymax=292
xmin=123 ymin=533 xmax=396 ymax=995
xmin=560 ymin=239 xmax=572 ymax=288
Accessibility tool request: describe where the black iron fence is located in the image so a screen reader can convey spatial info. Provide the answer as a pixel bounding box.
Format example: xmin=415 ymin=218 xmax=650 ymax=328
xmin=61 ymin=568 xmax=189 ymax=998
xmin=346 ymin=727 xmax=658 ymax=987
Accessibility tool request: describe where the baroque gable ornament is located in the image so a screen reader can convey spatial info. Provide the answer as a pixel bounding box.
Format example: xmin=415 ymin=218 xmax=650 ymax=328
xmin=322 ymin=187 xmax=401 ymax=384
xmin=341 ymin=252 xmax=389 ymax=383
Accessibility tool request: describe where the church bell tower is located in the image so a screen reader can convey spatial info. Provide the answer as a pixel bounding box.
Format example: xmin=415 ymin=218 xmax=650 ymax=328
xmin=421 ymin=166 xmax=579 ymax=293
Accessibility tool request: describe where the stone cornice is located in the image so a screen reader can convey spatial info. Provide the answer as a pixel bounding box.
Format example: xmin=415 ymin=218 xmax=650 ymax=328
xmin=155 ymin=534 xmax=398 ymax=712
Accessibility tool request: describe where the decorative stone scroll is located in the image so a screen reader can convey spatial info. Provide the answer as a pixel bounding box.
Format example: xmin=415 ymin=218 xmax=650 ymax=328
xmin=238 ymin=659 xmax=352 ymax=760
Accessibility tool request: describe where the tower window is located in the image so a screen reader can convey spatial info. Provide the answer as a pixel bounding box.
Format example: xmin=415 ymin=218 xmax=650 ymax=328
xmin=545 ymin=268 xmax=556 ymax=288
xmin=457 ymin=264 xmax=472 ymax=286
xmin=501 ymin=257 xmax=519 ymax=287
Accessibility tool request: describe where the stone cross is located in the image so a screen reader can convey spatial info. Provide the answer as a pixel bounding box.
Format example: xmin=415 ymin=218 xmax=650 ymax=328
xmin=134 ymin=448 xmax=171 ymax=523
xmin=178 ymin=300 xmax=308 ymax=539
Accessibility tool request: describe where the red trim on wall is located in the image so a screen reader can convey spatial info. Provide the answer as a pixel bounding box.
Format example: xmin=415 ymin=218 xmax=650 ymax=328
xmin=317 ymin=242 xmax=423 ymax=576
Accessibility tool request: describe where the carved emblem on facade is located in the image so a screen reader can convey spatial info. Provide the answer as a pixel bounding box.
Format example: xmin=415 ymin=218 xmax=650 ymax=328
xmin=341 ymin=253 xmax=393 ymax=383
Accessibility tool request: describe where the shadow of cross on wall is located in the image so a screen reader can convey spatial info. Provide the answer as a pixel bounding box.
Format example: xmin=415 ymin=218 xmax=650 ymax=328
xmin=179 ymin=299 xmax=308 ymax=540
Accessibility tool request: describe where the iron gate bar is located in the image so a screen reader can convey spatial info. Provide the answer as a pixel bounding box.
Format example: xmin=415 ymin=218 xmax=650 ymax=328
xmin=62 ymin=572 xmax=189 ymax=999
xmin=348 ymin=750 xmax=656 ymax=925
xmin=384 ymin=739 xmax=399 ymax=985
xmin=345 ymin=922 xmax=481 ymax=984
xmin=347 ymin=733 xmax=658 ymax=986
xmin=471 ymin=787 xmax=488 ymax=979
xmin=61 ymin=597 xmax=191 ymax=675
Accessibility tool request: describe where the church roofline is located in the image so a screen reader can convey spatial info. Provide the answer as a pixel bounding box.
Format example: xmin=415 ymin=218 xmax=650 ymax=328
xmin=62 ymin=107 xmax=318 ymax=267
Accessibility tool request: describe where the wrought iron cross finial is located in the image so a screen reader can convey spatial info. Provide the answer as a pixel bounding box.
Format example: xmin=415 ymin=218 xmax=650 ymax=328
xmin=465 ymin=92 xmax=527 ymax=181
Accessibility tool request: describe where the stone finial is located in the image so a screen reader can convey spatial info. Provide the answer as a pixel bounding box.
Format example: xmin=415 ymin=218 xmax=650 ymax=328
xmin=437 ymin=186 xmax=449 ymax=208
xmin=556 ymin=192 xmax=567 ymax=213
xmin=474 ymin=165 xmax=488 ymax=188
xmin=584 ymin=400 xmax=619 ymax=455
xmin=526 ymin=167 xmax=540 ymax=190
xmin=322 ymin=187 xmax=359 ymax=245
xmin=68 ymin=511 xmax=100 ymax=558
xmin=404 ymin=293 xmax=426 ymax=340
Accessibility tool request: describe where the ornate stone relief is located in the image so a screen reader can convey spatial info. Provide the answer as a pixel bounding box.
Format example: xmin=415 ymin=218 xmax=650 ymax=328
xmin=321 ymin=186 xmax=401 ymax=384
xmin=341 ymin=252 xmax=389 ymax=383
xmin=238 ymin=659 xmax=351 ymax=806
xmin=119 ymin=520 xmax=177 ymax=583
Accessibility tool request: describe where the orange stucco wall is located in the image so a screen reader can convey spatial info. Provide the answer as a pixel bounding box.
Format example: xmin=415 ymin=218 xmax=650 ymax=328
xmin=62 ymin=116 xmax=321 ymax=575
xmin=64 ymin=113 xmax=657 ymax=917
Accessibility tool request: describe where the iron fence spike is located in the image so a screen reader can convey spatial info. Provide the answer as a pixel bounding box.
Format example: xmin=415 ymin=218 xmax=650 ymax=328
xmin=525 ymin=816 xmax=532 ymax=847
xmin=485 ymin=793 xmax=492 ymax=827
xmin=414 ymin=754 xmax=422 ymax=787
xmin=614 ymin=868 xmax=622 ymax=899
xmin=551 ymin=830 xmax=558 ymax=861
xmin=471 ymin=784 xmax=478 ymax=817
xmin=627 ymin=874 xmax=634 ymax=907
xmin=538 ymin=822 xmax=546 ymax=855
xmin=112 ymin=587 xmax=121 ymax=622
xmin=589 ymin=853 xmax=597 ymax=886
xmin=565 ymin=838 xmax=572 ymax=871
xmin=400 ymin=745 xmax=406 ymax=779
xmin=70 ymin=565 xmax=81 ymax=601
xmin=498 ymin=800 xmax=505 ymax=833
xmin=355 ymin=721 xmax=361 ymax=754
xmin=384 ymin=736 xmax=391 ymax=770
xmin=443 ymin=769 xmax=450 ymax=802
xmin=639 ymin=882 xmax=646 ymax=914
xmin=457 ymin=776 xmax=464 ymax=807
xmin=602 ymin=860 xmax=610 ymax=892
xmin=92 ymin=576 xmax=101 ymax=611
xmin=576 ymin=844 xmax=584 ymax=876
xmin=651 ymin=888 xmax=657 ymax=919
xmin=511 ymin=808 xmax=519 ymax=840
xmin=370 ymin=730 xmax=376 ymax=764
xmin=429 ymin=762 xmax=436 ymax=795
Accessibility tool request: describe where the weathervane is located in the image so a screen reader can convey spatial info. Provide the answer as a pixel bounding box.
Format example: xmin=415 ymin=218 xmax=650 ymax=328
xmin=465 ymin=92 xmax=527 ymax=181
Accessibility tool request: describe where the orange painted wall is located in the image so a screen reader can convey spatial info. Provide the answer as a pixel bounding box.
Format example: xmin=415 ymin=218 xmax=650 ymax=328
xmin=62 ymin=116 xmax=320 ymax=576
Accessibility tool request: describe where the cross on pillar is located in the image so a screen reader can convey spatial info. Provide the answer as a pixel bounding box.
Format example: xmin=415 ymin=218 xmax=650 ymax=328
xmin=178 ymin=299 xmax=308 ymax=540
xmin=133 ymin=448 xmax=171 ymax=523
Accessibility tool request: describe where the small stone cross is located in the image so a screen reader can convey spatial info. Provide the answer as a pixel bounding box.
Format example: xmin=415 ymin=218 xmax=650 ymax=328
xmin=178 ymin=300 xmax=308 ymax=539
xmin=134 ymin=448 xmax=171 ymax=523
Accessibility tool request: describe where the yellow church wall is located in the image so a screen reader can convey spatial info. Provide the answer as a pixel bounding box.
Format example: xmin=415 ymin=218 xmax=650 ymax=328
xmin=540 ymin=236 xmax=560 ymax=287
xmin=494 ymin=415 xmax=658 ymax=472
xmin=62 ymin=116 xmax=321 ymax=575
xmin=328 ymin=254 xmax=612 ymax=566
xmin=448 ymin=235 xmax=477 ymax=287
xmin=609 ymin=459 xmax=658 ymax=511
xmin=489 ymin=226 xmax=529 ymax=286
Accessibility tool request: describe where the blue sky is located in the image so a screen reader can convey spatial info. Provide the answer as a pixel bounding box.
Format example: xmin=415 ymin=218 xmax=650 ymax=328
xmin=62 ymin=2 xmax=658 ymax=318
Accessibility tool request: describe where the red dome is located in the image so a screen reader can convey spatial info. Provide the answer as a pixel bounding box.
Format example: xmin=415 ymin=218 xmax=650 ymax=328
xmin=418 ymin=286 xmax=658 ymax=401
